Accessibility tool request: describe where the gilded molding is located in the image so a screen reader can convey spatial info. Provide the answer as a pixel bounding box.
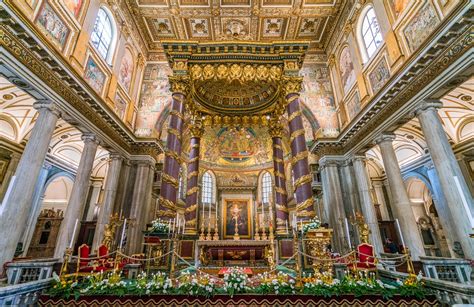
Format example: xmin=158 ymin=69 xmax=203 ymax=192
xmin=159 ymin=196 xmax=177 ymax=211
xmin=290 ymin=129 xmax=305 ymax=142
xmin=275 ymin=186 xmax=287 ymax=195
xmin=273 ymin=144 xmax=283 ymax=151
xmin=165 ymin=150 xmax=181 ymax=163
xmin=168 ymin=128 xmax=182 ymax=141
xmin=291 ymin=151 xmax=308 ymax=165
xmin=186 ymin=186 xmax=199 ymax=196
xmin=189 ymin=122 xmax=204 ymax=138
xmin=275 ymin=204 xmax=289 ymax=213
xmin=288 ymin=110 xmax=302 ymax=123
xmin=156 ymin=210 xmax=176 ymax=218
xmin=274 ymin=157 xmax=283 ymax=163
xmin=189 ymin=156 xmax=199 ymax=163
xmin=187 ymin=171 xmax=198 ymax=179
xmin=293 ymin=174 xmax=312 ymax=189
xmin=162 ymin=173 xmax=179 ymax=188
xmin=269 ymin=121 xmax=284 ymax=138
xmin=185 ymin=218 xmax=197 ymax=227
xmin=296 ymin=198 xmax=314 ymax=212
xmin=169 ymin=109 xmax=185 ymax=121
xmin=296 ymin=210 xmax=316 ymax=218
xmin=274 ymin=171 xmax=285 ymax=179
xmin=185 ymin=204 xmax=197 ymax=213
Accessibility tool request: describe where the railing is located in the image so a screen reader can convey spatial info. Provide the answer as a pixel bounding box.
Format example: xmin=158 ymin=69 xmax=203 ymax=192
xmin=420 ymin=256 xmax=471 ymax=284
xmin=6 ymin=258 xmax=57 ymax=285
xmin=379 ymin=269 xmax=474 ymax=305
xmin=0 ymin=278 xmax=52 ymax=306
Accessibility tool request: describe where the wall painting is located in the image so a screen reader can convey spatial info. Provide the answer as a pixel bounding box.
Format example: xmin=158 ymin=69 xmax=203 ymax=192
xmin=368 ymin=57 xmax=390 ymax=94
xmin=403 ymin=2 xmax=440 ymax=52
xmin=118 ymin=49 xmax=134 ymax=92
xmin=84 ymin=56 xmax=106 ymax=94
xmin=300 ymin=62 xmax=339 ymax=137
xmin=62 ymin=0 xmax=83 ymax=18
xmin=223 ymin=199 xmax=251 ymax=239
xmin=345 ymin=91 xmax=361 ymax=121
xmin=339 ymin=46 xmax=356 ymax=94
xmin=35 ymin=1 xmax=70 ymax=50
xmin=135 ymin=63 xmax=172 ymax=137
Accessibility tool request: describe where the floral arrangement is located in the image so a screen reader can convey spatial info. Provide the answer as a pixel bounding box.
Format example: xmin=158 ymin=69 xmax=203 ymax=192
xmin=223 ymin=267 xmax=249 ymax=297
xmin=252 ymin=272 xmax=296 ymax=295
xmin=150 ymin=219 xmax=170 ymax=233
xmin=177 ymin=271 xmax=219 ymax=298
xmin=47 ymin=269 xmax=427 ymax=300
xmin=302 ymin=217 xmax=321 ymax=233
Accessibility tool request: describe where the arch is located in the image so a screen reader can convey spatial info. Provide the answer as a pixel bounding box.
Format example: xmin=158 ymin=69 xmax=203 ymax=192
xmin=0 ymin=115 xmax=18 ymax=141
xmin=201 ymin=170 xmax=216 ymax=204
xmin=356 ymin=4 xmax=383 ymax=63
xmin=41 ymin=173 xmax=75 ymax=213
xmin=90 ymin=6 xmax=117 ymax=64
xmin=457 ymin=117 xmax=474 ymax=142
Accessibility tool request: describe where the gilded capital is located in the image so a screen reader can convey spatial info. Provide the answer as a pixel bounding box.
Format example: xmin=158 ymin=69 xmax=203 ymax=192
xmin=269 ymin=120 xmax=284 ymax=138
xmin=327 ymin=54 xmax=336 ymax=67
xmin=280 ymin=76 xmax=303 ymax=97
xmin=169 ymin=75 xmax=190 ymax=94
xmin=189 ymin=121 xmax=204 ymax=138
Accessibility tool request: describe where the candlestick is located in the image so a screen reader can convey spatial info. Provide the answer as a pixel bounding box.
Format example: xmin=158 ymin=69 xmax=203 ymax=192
xmin=69 ymin=219 xmax=79 ymax=249
xmin=208 ymin=202 xmax=211 ymax=222
xmin=395 ymin=219 xmax=406 ymax=250
xmin=119 ymin=218 xmax=127 ymax=249
xmin=300 ymin=220 xmax=303 ymax=236
xmin=261 ymin=202 xmax=264 ymax=223
xmin=168 ymin=219 xmax=171 ymax=234
xmin=344 ymin=218 xmax=351 ymax=249
xmin=285 ymin=220 xmax=289 ymax=235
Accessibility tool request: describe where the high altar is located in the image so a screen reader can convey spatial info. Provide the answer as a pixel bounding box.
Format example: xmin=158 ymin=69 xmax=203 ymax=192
xmin=133 ymin=41 xmax=327 ymax=274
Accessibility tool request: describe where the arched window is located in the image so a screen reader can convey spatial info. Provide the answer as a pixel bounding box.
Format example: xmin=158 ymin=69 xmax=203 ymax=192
xmin=90 ymin=7 xmax=116 ymax=63
xmin=261 ymin=172 xmax=272 ymax=204
xmin=201 ymin=172 xmax=214 ymax=204
xmin=359 ymin=6 xmax=382 ymax=62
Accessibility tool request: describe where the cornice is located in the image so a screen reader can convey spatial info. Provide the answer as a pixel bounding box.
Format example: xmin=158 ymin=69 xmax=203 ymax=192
xmin=0 ymin=4 xmax=163 ymax=158
xmin=312 ymin=3 xmax=473 ymax=156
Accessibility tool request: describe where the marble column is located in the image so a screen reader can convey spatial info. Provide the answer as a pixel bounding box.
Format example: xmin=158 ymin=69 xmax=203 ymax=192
xmin=92 ymin=153 xmax=123 ymax=250
xmin=270 ymin=120 xmax=289 ymax=233
xmin=375 ymin=133 xmax=425 ymax=260
xmin=0 ymin=101 xmax=60 ymax=271
xmin=352 ymin=156 xmax=384 ymax=254
xmin=0 ymin=152 xmax=21 ymax=203
xmin=127 ymin=158 xmax=155 ymax=254
xmin=159 ymin=76 xmax=189 ymax=218
xmin=184 ymin=119 xmax=204 ymax=234
xmin=283 ymin=76 xmax=316 ymax=220
xmin=21 ymin=165 xmax=50 ymax=256
xmin=338 ymin=162 xmax=362 ymax=246
xmin=415 ymin=101 xmax=474 ymax=259
xmin=85 ymin=180 xmax=103 ymax=221
xmin=319 ymin=157 xmax=347 ymax=253
xmin=372 ymin=180 xmax=390 ymax=220
xmin=55 ymin=133 xmax=99 ymax=258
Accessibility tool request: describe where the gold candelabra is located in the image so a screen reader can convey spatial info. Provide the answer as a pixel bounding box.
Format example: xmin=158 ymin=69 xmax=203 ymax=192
xmin=233 ymin=217 xmax=240 ymax=240
xmin=206 ymin=222 xmax=212 ymax=240
xmin=199 ymin=220 xmax=205 ymax=240
xmin=213 ymin=217 xmax=219 ymax=240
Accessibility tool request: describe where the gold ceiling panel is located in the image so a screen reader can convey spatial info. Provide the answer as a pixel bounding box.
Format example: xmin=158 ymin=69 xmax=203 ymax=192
xmin=125 ymin=0 xmax=343 ymax=52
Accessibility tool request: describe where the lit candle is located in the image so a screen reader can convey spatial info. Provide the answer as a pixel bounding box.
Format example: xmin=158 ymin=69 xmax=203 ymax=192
xmin=208 ymin=202 xmax=211 ymax=222
xmin=69 ymin=219 xmax=79 ymax=249
xmin=119 ymin=218 xmax=127 ymax=249
xmin=395 ymin=218 xmax=406 ymax=250
xmin=261 ymin=202 xmax=264 ymax=226
xmin=344 ymin=218 xmax=352 ymax=249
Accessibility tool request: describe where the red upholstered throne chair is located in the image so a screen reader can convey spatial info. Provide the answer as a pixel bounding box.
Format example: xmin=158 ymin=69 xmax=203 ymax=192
xmin=76 ymin=244 xmax=110 ymax=275
xmin=349 ymin=243 xmax=377 ymax=272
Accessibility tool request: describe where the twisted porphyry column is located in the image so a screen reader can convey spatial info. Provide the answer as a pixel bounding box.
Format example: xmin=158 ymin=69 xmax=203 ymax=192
xmin=269 ymin=120 xmax=289 ymax=233
xmin=282 ymin=76 xmax=316 ymax=221
xmin=158 ymin=76 xmax=189 ymax=219
xmin=184 ymin=118 xmax=204 ymax=234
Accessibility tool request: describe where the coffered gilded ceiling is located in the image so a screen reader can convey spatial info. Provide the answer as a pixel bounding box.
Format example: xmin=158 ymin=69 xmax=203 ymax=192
xmin=124 ymin=0 xmax=343 ymax=53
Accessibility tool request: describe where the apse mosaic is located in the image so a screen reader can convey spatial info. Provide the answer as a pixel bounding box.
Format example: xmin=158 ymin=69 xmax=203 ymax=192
xmin=300 ymin=62 xmax=339 ymax=137
xmin=135 ymin=63 xmax=172 ymax=137
xmin=200 ymin=126 xmax=272 ymax=169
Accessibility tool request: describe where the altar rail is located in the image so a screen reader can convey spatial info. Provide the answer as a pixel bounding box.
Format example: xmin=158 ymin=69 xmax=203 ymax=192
xmin=379 ymin=269 xmax=474 ymax=305
xmin=0 ymin=278 xmax=52 ymax=306
xmin=5 ymin=258 xmax=57 ymax=285
xmin=419 ymin=256 xmax=471 ymax=283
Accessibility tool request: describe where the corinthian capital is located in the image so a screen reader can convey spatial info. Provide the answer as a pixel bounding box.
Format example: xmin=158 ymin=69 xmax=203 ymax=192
xmin=280 ymin=76 xmax=303 ymax=97
xmin=269 ymin=120 xmax=284 ymax=138
xmin=169 ymin=75 xmax=190 ymax=94
xmin=189 ymin=120 xmax=204 ymax=138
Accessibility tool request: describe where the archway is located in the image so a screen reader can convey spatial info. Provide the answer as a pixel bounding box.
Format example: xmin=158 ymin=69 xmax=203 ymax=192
xmin=26 ymin=175 xmax=74 ymax=258
xmin=405 ymin=176 xmax=449 ymax=257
